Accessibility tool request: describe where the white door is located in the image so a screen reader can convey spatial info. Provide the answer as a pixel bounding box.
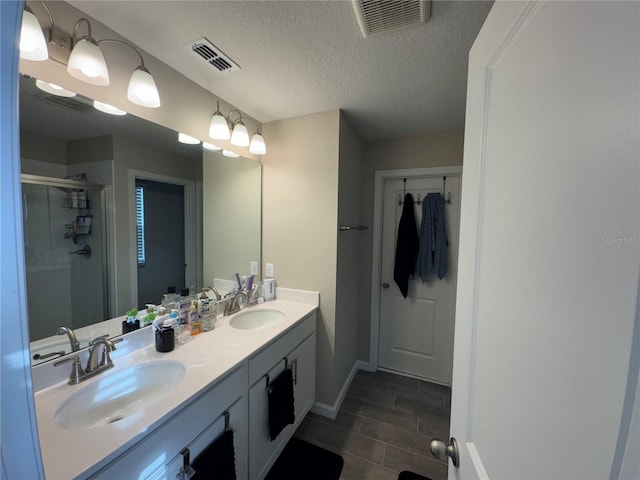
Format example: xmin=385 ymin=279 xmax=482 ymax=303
xmin=446 ymin=2 xmax=639 ymax=478
xmin=379 ymin=175 xmax=461 ymax=384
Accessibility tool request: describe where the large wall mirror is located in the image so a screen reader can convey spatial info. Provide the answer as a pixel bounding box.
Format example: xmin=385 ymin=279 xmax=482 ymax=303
xmin=20 ymin=74 xmax=262 ymax=364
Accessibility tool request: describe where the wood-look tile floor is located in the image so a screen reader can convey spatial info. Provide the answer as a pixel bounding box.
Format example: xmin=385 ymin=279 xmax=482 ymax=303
xmin=295 ymin=370 xmax=451 ymax=480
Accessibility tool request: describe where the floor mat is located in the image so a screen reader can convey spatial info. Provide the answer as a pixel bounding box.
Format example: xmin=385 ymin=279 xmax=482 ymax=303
xmin=265 ymin=437 xmax=343 ymax=480
xmin=398 ymin=471 xmax=432 ymax=480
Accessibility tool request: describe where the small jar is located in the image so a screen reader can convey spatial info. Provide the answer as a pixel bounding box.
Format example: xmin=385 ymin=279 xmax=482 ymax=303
xmin=155 ymin=321 xmax=175 ymax=352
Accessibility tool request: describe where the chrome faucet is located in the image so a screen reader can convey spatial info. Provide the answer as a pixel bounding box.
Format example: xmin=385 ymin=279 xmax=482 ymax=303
xmin=54 ymin=336 xmax=123 ymax=385
xmin=224 ymin=291 xmax=247 ymax=316
xmin=205 ymin=286 xmax=222 ymax=301
xmin=57 ymin=326 xmax=80 ymax=352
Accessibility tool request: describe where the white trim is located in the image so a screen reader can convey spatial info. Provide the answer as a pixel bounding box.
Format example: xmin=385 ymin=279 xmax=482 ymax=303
xmin=1 ymin=1 xmax=44 ymax=477
xmin=128 ymin=170 xmax=197 ymax=307
xmin=311 ymin=360 xmax=369 ymax=419
xmin=369 ymin=166 xmax=463 ymax=371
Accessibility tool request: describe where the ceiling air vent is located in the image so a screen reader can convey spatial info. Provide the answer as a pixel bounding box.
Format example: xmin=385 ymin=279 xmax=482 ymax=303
xmin=190 ymin=37 xmax=240 ymax=73
xmin=39 ymin=94 xmax=92 ymax=114
xmin=352 ymin=0 xmax=430 ymax=38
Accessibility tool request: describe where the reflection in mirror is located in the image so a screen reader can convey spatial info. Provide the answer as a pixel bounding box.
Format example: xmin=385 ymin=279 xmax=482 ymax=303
xmin=20 ymin=74 xmax=261 ymax=365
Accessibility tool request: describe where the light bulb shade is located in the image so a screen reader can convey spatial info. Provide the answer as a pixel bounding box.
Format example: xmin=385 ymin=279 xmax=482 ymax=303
xmin=222 ymin=149 xmax=240 ymax=158
xmin=67 ymin=38 xmax=109 ymax=86
xmin=249 ymin=133 xmax=267 ymax=155
xmin=128 ymin=66 xmax=161 ymax=108
xmin=35 ymin=79 xmax=76 ymax=97
xmin=93 ymin=100 xmax=127 ymax=116
xmin=230 ymin=122 xmax=249 ymax=147
xmin=209 ymin=113 xmax=230 ymax=140
xmin=178 ymin=133 xmax=200 ymax=145
xmin=20 ymin=9 xmax=49 ymax=61
xmin=203 ymin=142 xmax=222 ymax=151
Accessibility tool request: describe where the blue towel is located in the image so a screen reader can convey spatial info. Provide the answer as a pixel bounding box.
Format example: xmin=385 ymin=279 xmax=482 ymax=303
xmin=418 ymin=193 xmax=447 ymax=281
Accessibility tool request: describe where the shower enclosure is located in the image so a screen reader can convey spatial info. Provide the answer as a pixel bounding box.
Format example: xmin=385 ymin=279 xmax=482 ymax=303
xmin=21 ymin=174 xmax=108 ymax=343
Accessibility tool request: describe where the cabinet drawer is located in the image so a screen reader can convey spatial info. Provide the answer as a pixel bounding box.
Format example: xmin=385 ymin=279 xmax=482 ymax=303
xmin=248 ymin=312 xmax=316 ymax=386
xmin=90 ymin=365 xmax=245 ymax=480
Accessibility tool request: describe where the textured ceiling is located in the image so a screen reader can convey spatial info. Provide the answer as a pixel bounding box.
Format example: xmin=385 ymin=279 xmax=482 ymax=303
xmin=67 ymin=0 xmax=493 ymax=141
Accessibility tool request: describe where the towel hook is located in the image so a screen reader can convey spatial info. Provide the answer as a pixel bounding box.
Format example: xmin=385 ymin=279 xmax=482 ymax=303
xmin=223 ymin=410 xmax=230 ymax=430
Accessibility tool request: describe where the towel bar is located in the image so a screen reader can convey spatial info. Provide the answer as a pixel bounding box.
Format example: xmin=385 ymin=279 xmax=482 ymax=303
xmin=339 ymin=224 xmax=367 ymax=232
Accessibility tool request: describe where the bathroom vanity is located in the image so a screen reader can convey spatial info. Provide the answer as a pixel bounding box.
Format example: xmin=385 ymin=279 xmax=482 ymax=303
xmin=33 ymin=290 xmax=318 ymax=479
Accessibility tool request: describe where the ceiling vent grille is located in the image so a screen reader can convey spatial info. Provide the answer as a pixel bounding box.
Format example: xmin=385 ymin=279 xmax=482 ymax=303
xmin=39 ymin=93 xmax=92 ymax=113
xmin=353 ymin=0 xmax=430 ymax=38
xmin=191 ymin=37 xmax=240 ymax=73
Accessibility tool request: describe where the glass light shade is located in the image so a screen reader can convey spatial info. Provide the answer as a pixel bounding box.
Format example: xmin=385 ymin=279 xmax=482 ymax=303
xmin=93 ymin=100 xmax=127 ymax=116
xmin=178 ymin=133 xmax=200 ymax=145
xmin=222 ymin=149 xmax=239 ymax=158
xmin=20 ymin=9 xmax=48 ymax=61
xmin=230 ymin=122 xmax=250 ymax=147
xmin=128 ymin=67 xmax=161 ymax=108
xmin=35 ymin=80 xmax=76 ymax=97
xmin=203 ymin=142 xmax=222 ymax=151
xmin=249 ymin=133 xmax=267 ymax=155
xmin=67 ymin=38 xmax=109 ymax=86
xmin=209 ymin=113 xmax=230 ymax=140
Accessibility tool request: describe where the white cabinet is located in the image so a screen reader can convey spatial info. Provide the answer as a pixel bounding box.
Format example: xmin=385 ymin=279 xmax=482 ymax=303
xmin=86 ymin=309 xmax=316 ymax=480
xmin=248 ymin=313 xmax=316 ymax=479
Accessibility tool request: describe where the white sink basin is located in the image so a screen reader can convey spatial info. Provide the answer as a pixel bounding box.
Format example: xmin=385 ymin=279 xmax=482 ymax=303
xmin=54 ymin=360 xmax=185 ymax=430
xmin=229 ymin=309 xmax=285 ymax=330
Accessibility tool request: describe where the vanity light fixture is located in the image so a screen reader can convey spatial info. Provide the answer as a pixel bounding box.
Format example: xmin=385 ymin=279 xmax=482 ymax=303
xmin=35 ymin=79 xmax=76 ymax=97
xmin=209 ymin=101 xmax=267 ymax=155
xmin=203 ymin=142 xmax=222 ymax=151
xmin=178 ymin=133 xmax=201 ymax=145
xmin=20 ymin=6 xmax=50 ymax=61
xmin=209 ymin=101 xmax=231 ymax=140
xmin=93 ymin=100 xmax=127 ymax=116
xmin=20 ymin=2 xmax=161 ymax=109
xmin=67 ymin=18 xmax=109 ymax=86
xmin=222 ymin=149 xmax=240 ymax=158
xmin=249 ymin=131 xmax=267 ymax=155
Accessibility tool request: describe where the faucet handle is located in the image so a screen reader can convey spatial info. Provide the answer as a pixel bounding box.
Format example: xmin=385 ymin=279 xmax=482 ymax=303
xmin=54 ymin=355 xmax=85 ymax=385
xmin=100 ymin=337 xmax=123 ymax=367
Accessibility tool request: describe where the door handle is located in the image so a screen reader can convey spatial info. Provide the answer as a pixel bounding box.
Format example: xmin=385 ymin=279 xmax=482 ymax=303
xmin=430 ymin=437 xmax=459 ymax=467
xmin=382 ymin=282 xmax=390 ymax=289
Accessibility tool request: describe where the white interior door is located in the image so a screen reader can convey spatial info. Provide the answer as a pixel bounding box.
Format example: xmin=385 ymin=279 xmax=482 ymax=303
xmin=379 ymin=175 xmax=460 ymax=384
xmin=448 ymin=2 xmax=640 ymax=478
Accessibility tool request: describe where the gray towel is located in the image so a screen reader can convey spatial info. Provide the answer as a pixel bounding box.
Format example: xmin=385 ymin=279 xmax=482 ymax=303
xmin=418 ymin=193 xmax=447 ymax=281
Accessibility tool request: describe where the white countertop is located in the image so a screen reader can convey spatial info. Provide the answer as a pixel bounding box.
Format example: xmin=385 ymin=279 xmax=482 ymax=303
xmin=34 ymin=296 xmax=317 ymax=479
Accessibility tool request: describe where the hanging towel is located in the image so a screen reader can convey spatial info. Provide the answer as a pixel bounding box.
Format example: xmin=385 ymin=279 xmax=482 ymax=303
xmin=418 ymin=192 xmax=447 ymax=281
xmin=192 ymin=428 xmax=237 ymax=480
xmin=394 ymin=193 xmax=419 ymax=299
xmin=268 ymin=368 xmax=295 ymax=441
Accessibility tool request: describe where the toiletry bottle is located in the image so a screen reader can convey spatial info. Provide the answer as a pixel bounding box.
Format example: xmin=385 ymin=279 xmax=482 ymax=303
xmin=199 ymin=290 xmax=215 ymax=332
xmin=178 ymin=288 xmax=192 ymax=326
xmin=189 ymin=300 xmax=200 ymax=335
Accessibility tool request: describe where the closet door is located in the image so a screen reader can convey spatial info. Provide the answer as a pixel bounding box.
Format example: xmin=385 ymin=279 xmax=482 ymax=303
xmin=379 ymin=175 xmax=460 ymax=384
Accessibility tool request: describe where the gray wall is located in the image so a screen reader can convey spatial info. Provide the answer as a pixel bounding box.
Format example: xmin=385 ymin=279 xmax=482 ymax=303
xmin=335 ymin=112 xmax=365 ymax=397
xmin=112 ymin=134 xmax=201 ymax=315
xmin=263 ymin=110 xmax=341 ymax=405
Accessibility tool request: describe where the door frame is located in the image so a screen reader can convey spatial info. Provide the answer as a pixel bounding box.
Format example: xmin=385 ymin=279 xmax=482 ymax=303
xmin=127 ymin=169 xmax=202 ymax=308
xmin=369 ymin=166 xmax=463 ymax=373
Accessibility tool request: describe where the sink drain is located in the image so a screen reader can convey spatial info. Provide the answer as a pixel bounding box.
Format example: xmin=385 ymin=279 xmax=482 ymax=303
xmin=106 ymin=415 xmax=124 ymax=424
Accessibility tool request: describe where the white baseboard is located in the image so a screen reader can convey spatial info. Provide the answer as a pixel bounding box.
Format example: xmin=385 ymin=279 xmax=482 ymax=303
xmin=311 ymin=359 xmax=370 ymax=419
